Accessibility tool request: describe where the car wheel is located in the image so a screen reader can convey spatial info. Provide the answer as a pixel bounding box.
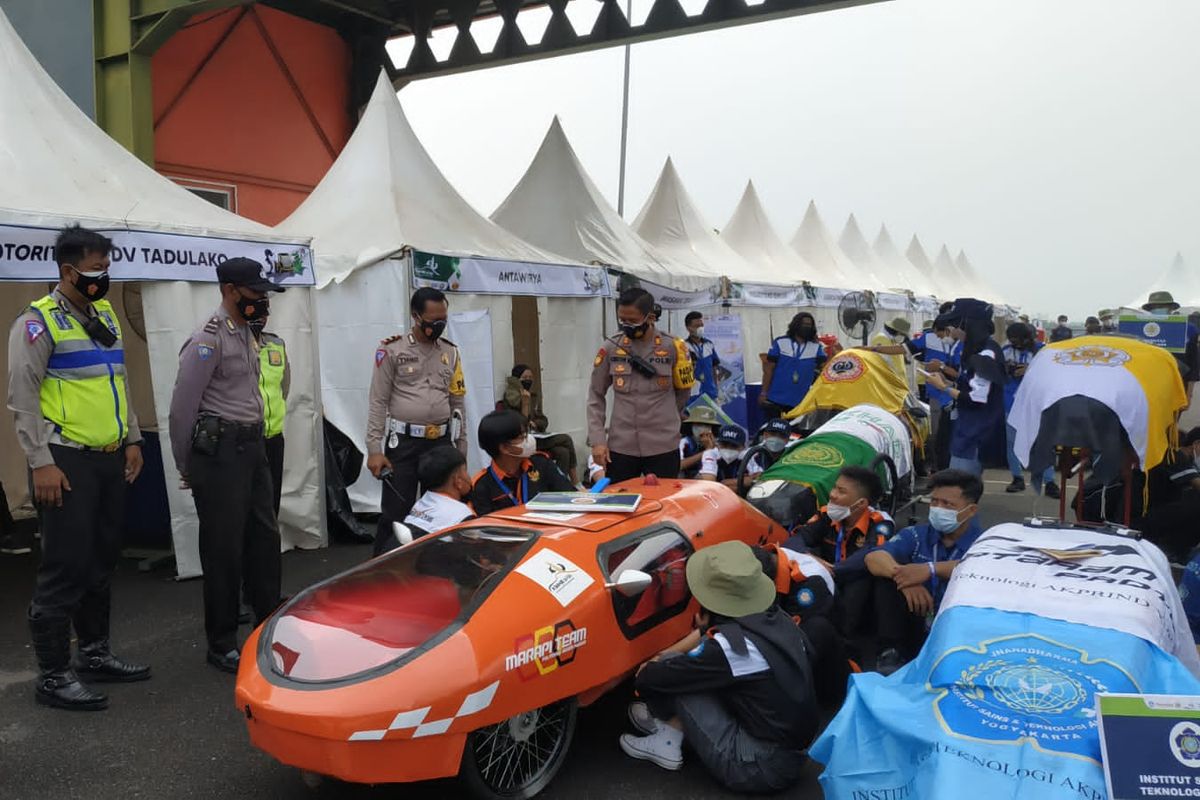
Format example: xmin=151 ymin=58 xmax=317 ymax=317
xmin=459 ymin=697 xmax=578 ymax=800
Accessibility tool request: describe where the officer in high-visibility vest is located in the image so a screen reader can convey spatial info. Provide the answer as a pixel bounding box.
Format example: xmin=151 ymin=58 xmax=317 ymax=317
xmin=6 ymin=225 xmax=151 ymax=711
xmin=250 ymin=315 xmax=289 ymax=516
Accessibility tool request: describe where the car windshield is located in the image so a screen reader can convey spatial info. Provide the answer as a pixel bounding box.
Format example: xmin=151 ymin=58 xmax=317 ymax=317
xmin=267 ymin=527 xmax=537 ymax=683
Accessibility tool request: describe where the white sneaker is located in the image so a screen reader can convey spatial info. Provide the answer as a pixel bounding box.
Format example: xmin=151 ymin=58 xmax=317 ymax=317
xmin=619 ymin=728 xmax=684 ymax=771
xmin=627 ymin=701 xmax=658 ymax=734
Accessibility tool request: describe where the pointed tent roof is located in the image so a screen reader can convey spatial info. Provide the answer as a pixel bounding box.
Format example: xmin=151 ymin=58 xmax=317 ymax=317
xmin=0 ymin=9 xmax=288 ymax=243
xmin=491 ymin=117 xmax=714 ymax=291
xmin=789 ymin=201 xmax=867 ymax=290
xmin=906 ymin=235 xmax=936 ymax=285
xmin=277 ymin=72 xmax=578 ymax=286
xmin=955 ymin=249 xmax=1001 ymax=303
xmin=837 ymin=213 xmax=897 ymax=292
xmin=874 ymin=225 xmax=936 ymax=296
xmin=1130 ymin=252 xmax=1200 ymax=308
xmin=719 ymin=181 xmax=813 ymax=284
xmin=932 ymin=245 xmax=974 ymax=299
xmin=632 ymin=158 xmax=759 ymax=283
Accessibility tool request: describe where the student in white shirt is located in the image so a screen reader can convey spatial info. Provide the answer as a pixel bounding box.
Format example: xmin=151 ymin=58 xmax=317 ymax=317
xmin=383 ymin=445 xmax=475 ymax=552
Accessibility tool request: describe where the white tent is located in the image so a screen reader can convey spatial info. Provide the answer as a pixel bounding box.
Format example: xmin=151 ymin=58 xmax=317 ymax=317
xmin=633 ymin=158 xmax=759 ymax=285
xmin=492 ymin=117 xmax=718 ymax=300
xmin=0 ymin=9 xmax=322 ymax=578
xmin=790 ymin=201 xmax=869 ymax=292
xmin=837 ymin=214 xmax=895 ymax=292
xmin=277 ymin=74 xmax=606 ymax=510
xmin=1129 ymin=252 xmax=1200 ymax=309
xmin=873 ymin=224 xmax=937 ymax=298
xmin=720 ymin=181 xmax=813 ymax=285
xmin=906 ymin=235 xmax=938 ymax=291
xmin=932 ymin=245 xmax=974 ymax=300
xmin=955 ymin=249 xmax=1005 ymax=305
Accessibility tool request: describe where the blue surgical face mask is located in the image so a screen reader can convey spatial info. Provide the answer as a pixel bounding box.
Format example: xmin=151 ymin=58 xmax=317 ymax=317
xmin=929 ymin=506 xmax=963 ymax=533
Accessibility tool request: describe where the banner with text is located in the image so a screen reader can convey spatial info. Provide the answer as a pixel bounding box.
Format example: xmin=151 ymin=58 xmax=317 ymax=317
xmin=1098 ymin=694 xmax=1200 ymax=800
xmin=412 ymin=250 xmax=610 ymax=298
xmin=609 ymin=271 xmax=722 ymax=311
xmin=729 ymin=282 xmax=807 ymax=308
xmin=0 ymin=222 xmax=315 ymax=285
xmin=704 ymin=313 xmax=748 ymax=429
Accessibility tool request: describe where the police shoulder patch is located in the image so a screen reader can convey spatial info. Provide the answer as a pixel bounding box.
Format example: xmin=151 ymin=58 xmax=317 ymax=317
xmin=380 ymin=334 xmax=403 ymax=345
xmin=24 ymin=319 xmax=45 ymax=343
xmin=197 ymin=343 xmax=214 ymax=361
xmin=593 ymin=347 xmax=607 ymax=367
xmin=203 ymin=316 xmax=220 ymax=334
xmin=374 ymin=349 xmax=387 ymax=367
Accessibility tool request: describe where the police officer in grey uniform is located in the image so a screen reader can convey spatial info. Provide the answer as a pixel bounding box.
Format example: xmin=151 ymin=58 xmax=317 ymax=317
xmin=8 ymin=225 xmax=150 ymax=710
xmin=169 ymin=258 xmax=283 ymax=674
xmin=366 ymin=287 xmax=467 ymax=555
xmin=588 ymin=288 xmax=695 ymax=484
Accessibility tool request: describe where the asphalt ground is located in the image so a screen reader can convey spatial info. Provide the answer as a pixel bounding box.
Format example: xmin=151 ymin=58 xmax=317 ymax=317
xmin=0 ymin=471 xmax=1052 ymax=800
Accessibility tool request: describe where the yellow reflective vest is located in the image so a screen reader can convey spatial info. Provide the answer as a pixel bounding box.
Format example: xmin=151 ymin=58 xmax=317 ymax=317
xmin=31 ymin=295 xmax=129 ymax=447
xmin=258 ymin=333 xmax=287 ymax=438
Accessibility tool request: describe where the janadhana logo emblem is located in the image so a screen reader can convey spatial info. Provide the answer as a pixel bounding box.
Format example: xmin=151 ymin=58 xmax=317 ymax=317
xmin=929 ymin=634 xmax=1138 ymax=760
xmin=1170 ymin=722 xmax=1200 ymax=768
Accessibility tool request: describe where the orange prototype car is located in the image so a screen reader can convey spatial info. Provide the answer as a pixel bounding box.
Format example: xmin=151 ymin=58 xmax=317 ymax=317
xmin=235 ymin=478 xmax=787 ymax=798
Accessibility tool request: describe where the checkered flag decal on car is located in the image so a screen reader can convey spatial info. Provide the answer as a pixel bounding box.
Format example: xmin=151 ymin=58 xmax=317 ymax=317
xmin=348 ymin=680 xmax=500 ymax=741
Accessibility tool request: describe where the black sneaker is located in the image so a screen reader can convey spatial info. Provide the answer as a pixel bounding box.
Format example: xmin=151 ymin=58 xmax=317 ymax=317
xmin=0 ymin=531 xmax=32 ymax=555
xmin=1004 ymin=477 xmax=1026 ymax=494
xmin=1044 ymin=482 xmax=1062 ymax=500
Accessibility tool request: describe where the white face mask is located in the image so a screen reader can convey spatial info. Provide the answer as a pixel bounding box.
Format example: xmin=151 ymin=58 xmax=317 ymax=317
xmin=718 ymin=447 xmax=740 ymax=464
xmin=929 ymin=506 xmax=964 ymax=533
xmin=693 ymin=326 xmax=705 ymax=338
xmin=891 ymin=334 xmax=906 ymax=344
xmin=508 ymin=434 xmax=536 ymax=459
xmin=763 ymin=436 xmax=787 ymax=454
xmin=826 ymin=502 xmax=853 ymax=522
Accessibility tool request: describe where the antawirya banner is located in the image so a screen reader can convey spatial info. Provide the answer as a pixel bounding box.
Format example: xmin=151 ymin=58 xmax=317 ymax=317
xmin=0 ymin=222 xmax=315 ymax=285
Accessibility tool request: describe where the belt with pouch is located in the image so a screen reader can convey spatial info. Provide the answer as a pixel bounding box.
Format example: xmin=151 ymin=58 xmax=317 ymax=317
xmin=48 ymin=431 xmax=124 ymax=453
xmin=387 ymin=419 xmax=448 ymax=441
xmin=215 ymin=418 xmax=265 ymax=441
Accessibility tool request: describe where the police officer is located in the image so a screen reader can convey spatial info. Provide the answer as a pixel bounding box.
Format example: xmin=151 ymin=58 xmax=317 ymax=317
xmin=169 ymin=258 xmax=283 ymax=674
xmin=589 ymin=288 xmax=695 ymax=484
xmin=366 ymin=287 xmax=467 ymax=555
xmin=684 ymin=311 xmax=721 ymax=400
xmin=251 ymin=314 xmax=289 ymax=515
xmin=7 ymin=225 xmax=150 ymax=710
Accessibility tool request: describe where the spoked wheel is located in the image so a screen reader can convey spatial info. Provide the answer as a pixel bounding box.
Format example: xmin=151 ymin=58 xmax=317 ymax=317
xmin=459 ymin=698 xmax=578 ymax=800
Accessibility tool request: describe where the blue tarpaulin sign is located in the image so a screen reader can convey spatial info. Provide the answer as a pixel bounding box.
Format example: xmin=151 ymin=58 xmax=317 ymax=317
xmin=1118 ymin=314 xmax=1188 ymax=353
xmin=1098 ymin=694 xmax=1200 ymax=799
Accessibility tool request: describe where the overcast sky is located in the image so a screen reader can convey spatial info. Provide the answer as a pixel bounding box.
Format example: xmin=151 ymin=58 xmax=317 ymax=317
xmin=400 ymin=0 xmax=1200 ymax=318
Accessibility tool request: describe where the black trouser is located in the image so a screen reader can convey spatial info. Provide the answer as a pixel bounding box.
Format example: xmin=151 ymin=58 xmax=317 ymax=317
xmin=0 ymin=480 xmax=14 ymax=535
xmin=265 ymin=434 xmax=285 ymax=517
xmin=374 ymin=433 xmax=450 ymax=556
xmin=800 ymin=615 xmax=851 ymax=707
xmin=934 ymin=405 xmax=953 ymax=471
xmin=870 ymin=576 xmax=929 ymax=659
xmin=607 ymin=450 xmax=682 ymax=484
xmin=29 ymin=445 xmax=126 ymax=646
xmin=190 ymin=429 xmax=281 ymax=655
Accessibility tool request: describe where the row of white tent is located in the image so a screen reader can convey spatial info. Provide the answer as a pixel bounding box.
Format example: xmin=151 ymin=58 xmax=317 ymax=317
xmin=0 ymin=9 xmax=1009 ymax=578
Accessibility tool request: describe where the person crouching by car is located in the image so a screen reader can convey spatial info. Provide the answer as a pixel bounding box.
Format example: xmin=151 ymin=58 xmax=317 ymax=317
xmin=378 ymin=445 xmax=475 ymax=552
xmin=621 ymin=541 xmax=818 ymax=793
xmin=470 ymin=410 xmax=573 ymax=515
xmin=752 ymin=543 xmax=852 ymax=708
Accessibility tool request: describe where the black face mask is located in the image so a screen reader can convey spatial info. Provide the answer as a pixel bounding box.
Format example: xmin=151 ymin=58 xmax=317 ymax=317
xmin=248 ymin=317 xmax=267 ymax=333
xmin=236 ymin=291 xmax=270 ymax=323
xmin=83 ymin=315 xmax=118 ymax=348
xmin=418 ymin=317 xmax=447 ymax=341
xmin=621 ymin=318 xmax=650 ymax=340
xmin=520 ymin=379 xmax=534 ymax=391
xmin=71 ymin=267 xmax=110 ymax=302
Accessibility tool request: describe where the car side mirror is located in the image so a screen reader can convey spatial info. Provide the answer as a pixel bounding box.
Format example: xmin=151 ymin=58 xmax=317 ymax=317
xmin=607 ymin=569 xmax=653 ymax=597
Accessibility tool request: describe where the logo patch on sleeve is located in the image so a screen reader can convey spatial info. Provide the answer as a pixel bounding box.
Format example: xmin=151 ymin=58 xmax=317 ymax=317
xmin=197 ymin=344 xmax=214 ymax=361
xmin=24 ymin=319 xmax=45 ymax=343
xmin=268 ymin=350 xmax=283 ymax=367
xmin=375 ymin=349 xmax=387 ymax=367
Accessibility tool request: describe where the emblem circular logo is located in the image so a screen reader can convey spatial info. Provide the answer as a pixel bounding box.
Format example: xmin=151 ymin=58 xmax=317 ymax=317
xmin=986 ymin=664 xmax=1084 ymax=715
xmin=1052 ymin=345 xmax=1131 ymax=367
xmin=1170 ymin=722 xmax=1200 ymax=767
xmin=823 ymin=353 xmax=866 ymax=383
xmin=781 ymin=442 xmax=845 ymax=470
xmin=1143 ymin=321 xmax=1162 ymax=338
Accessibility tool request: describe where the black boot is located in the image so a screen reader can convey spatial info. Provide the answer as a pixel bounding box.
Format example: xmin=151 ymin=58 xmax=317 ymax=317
xmin=1005 ymin=477 xmax=1026 ymax=493
xmin=73 ymin=595 xmax=151 ymax=683
xmin=29 ymin=612 xmax=107 ymax=711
